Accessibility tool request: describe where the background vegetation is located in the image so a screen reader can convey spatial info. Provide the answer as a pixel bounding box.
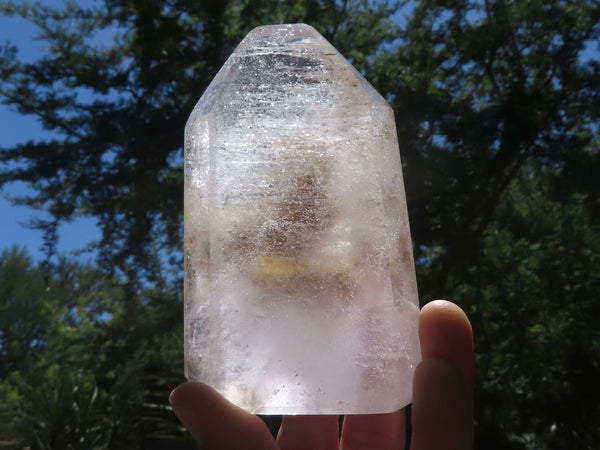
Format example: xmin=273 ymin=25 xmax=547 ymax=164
xmin=1 ymin=0 xmax=599 ymax=448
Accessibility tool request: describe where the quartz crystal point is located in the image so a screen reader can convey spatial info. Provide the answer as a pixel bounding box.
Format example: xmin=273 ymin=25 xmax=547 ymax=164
xmin=184 ymin=24 xmax=421 ymax=415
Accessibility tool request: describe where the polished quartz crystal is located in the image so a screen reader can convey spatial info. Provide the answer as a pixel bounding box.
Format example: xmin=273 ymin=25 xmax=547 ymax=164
xmin=184 ymin=24 xmax=421 ymax=415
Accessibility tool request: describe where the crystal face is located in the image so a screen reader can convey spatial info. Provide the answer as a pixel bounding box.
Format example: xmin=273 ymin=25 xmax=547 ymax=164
xmin=184 ymin=24 xmax=421 ymax=415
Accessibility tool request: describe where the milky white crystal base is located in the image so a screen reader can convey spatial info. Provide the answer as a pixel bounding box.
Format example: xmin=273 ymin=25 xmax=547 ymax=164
xmin=184 ymin=24 xmax=421 ymax=415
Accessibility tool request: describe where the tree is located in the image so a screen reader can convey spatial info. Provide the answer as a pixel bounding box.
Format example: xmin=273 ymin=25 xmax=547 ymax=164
xmin=0 ymin=5 xmax=402 ymax=445
xmin=1 ymin=0 xmax=599 ymax=448
xmin=0 ymin=0 xmax=401 ymax=279
xmin=0 ymin=246 xmax=190 ymax=449
xmin=468 ymin=168 xmax=600 ymax=448
xmin=374 ymin=0 xmax=600 ymax=447
xmin=0 ymin=246 xmax=51 ymax=376
xmin=378 ymin=0 xmax=600 ymax=291
xmin=0 ymin=246 xmax=114 ymax=448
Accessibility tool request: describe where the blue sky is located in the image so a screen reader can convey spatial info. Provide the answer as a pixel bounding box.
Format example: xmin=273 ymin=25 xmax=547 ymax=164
xmin=0 ymin=2 xmax=100 ymax=262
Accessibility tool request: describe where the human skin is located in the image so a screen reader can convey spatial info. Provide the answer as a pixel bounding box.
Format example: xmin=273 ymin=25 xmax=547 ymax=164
xmin=169 ymin=300 xmax=473 ymax=450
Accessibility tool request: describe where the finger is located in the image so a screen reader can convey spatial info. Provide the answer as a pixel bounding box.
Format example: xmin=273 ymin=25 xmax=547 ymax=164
xmin=411 ymin=300 xmax=473 ymax=450
xmin=277 ymin=415 xmax=339 ymax=450
xmin=419 ymin=299 xmax=473 ymax=388
xmin=411 ymin=360 xmax=471 ymax=450
xmin=340 ymin=409 xmax=405 ymax=450
xmin=169 ymin=381 xmax=278 ymax=450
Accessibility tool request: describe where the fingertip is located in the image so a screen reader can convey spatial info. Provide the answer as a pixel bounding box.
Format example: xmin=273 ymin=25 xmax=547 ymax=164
xmin=168 ymin=382 xmax=278 ymax=449
xmin=420 ymin=299 xmax=472 ymax=334
xmin=169 ymin=381 xmax=225 ymax=411
xmin=169 ymin=380 xmax=197 ymax=407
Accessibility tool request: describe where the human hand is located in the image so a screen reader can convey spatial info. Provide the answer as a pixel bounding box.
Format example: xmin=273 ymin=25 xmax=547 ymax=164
xmin=169 ymin=300 xmax=473 ymax=450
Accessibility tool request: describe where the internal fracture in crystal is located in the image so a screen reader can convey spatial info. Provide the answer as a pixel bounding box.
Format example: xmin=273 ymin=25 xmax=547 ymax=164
xmin=184 ymin=23 xmax=421 ymax=415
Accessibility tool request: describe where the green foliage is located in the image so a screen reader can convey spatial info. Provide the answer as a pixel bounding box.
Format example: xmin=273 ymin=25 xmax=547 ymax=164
xmin=6 ymin=369 xmax=111 ymax=450
xmin=377 ymin=1 xmax=600 ymax=447
xmin=0 ymin=247 xmax=188 ymax=448
xmin=454 ymin=166 xmax=600 ymax=448
xmin=0 ymin=0 xmax=599 ymax=448
xmin=0 ymin=246 xmax=49 ymax=376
